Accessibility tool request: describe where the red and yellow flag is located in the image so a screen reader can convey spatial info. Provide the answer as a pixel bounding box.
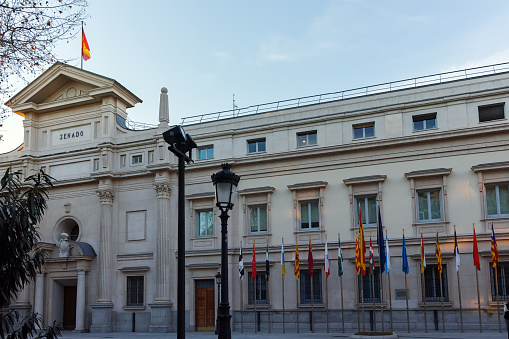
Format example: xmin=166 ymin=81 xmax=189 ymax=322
xmin=358 ymin=208 xmax=366 ymax=276
xmin=435 ymin=231 xmax=442 ymax=273
xmin=82 ymin=29 xmax=91 ymax=61
xmin=294 ymin=242 xmax=300 ymax=279
xmin=491 ymin=224 xmax=499 ymax=268
xmin=355 ymin=234 xmax=361 ymax=275
xmin=420 ymin=230 xmax=426 ymax=274
xmin=473 ymin=225 xmax=480 ymax=271
xmin=308 ymin=238 xmax=314 ymax=277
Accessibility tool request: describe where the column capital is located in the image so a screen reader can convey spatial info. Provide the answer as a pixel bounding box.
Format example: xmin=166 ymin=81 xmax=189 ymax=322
xmin=96 ymin=189 xmax=114 ymax=205
xmin=154 ymin=183 xmax=171 ymax=199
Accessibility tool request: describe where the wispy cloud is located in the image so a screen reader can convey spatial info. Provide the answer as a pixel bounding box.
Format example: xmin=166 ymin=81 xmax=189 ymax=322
xmin=444 ymin=48 xmax=509 ymax=72
xmin=213 ymin=51 xmax=230 ymax=62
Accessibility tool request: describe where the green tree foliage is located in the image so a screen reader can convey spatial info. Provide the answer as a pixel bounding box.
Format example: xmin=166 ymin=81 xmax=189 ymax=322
xmin=0 ymin=168 xmax=61 ymax=339
xmin=0 ymin=0 xmax=88 ymax=120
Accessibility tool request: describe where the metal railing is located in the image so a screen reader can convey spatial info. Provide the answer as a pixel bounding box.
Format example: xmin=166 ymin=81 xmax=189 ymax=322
xmin=181 ymin=62 xmax=509 ymax=125
xmin=123 ymin=116 xmax=157 ymax=130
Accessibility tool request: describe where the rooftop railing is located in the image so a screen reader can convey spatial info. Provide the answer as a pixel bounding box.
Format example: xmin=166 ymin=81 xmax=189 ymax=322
xmin=180 ymin=62 xmax=509 ymax=125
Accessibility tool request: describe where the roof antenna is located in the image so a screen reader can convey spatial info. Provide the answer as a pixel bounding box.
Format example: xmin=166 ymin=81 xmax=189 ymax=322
xmin=233 ymin=94 xmax=238 ymax=117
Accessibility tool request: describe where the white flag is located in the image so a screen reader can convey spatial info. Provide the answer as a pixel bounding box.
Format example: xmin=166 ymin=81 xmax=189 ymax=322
xmin=239 ymin=246 xmax=244 ymax=280
xmin=385 ymin=233 xmax=391 ymax=273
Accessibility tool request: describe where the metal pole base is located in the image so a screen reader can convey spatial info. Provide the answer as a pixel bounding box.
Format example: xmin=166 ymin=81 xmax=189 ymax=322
xmin=217 ymin=303 xmax=231 ymax=339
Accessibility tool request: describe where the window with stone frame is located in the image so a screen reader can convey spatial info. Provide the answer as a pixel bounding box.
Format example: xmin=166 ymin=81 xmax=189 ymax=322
xmin=248 ymin=205 xmax=268 ymax=233
xmin=490 ymin=262 xmax=509 ymax=301
xmin=486 ymin=183 xmax=509 ymax=218
xmin=422 ymin=264 xmax=449 ymax=302
xmin=405 ymin=168 xmax=451 ymax=231
xmin=126 ymin=276 xmax=144 ymax=307
xmin=299 ymin=199 xmax=320 ymax=229
xmin=355 ymin=194 xmax=378 ymax=227
xmin=300 ymin=269 xmax=322 ymax=304
xmin=472 ymin=162 xmax=509 ymax=223
xmin=248 ymin=271 xmax=268 ymax=304
xmin=186 ymin=192 xmax=216 ymax=250
xmin=288 ymin=182 xmax=327 ymax=237
xmin=197 ymin=209 xmax=214 ymax=237
xmin=358 ymin=269 xmax=381 ymax=303
xmin=297 ymin=131 xmax=317 ymax=147
xmin=238 ymin=187 xmax=274 ymax=238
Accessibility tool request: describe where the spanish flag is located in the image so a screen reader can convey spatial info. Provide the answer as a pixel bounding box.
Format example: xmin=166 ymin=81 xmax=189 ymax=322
xmin=82 ymin=29 xmax=91 ymax=61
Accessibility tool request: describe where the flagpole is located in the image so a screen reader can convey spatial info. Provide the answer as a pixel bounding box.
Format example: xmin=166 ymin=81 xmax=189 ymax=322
xmin=361 ymin=273 xmax=365 ymax=332
xmin=370 ymin=233 xmax=376 ymax=332
xmin=437 ymin=228 xmax=445 ymax=333
xmin=403 ymin=229 xmax=409 ymax=333
xmin=495 ymin=263 xmax=501 ymax=333
xmin=421 ymin=230 xmax=427 ymax=333
xmin=240 ymin=240 xmax=244 ymax=333
xmin=81 ymin=21 xmax=83 ymax=70
xmin=296 ymin=236 xmax=299 ymax=334
xmin=454 ymin=226 xmax=463 ymax=333
xmin=474 ymin=224 xmax=482 ymax=333
xmin=380 ymin=263 xmax=384 ymax=333
xmin=356 ymin=258 xmax=360 ymax=333
xmin=325 ymin=234 xmax=329 ymax=333
xmin=386 ymin=230 xmax=393 ymax=332
xmin=310 ymin=236 xmax=314 ymax=333
xmin=339 ymin=233 xmax=344 ymax=333
xmin=266 ymin=238 xmax=271 ymax=333
xmin=253 ymin=240 xmax=257 ymax=333
xmin=282 ymin=238 xmax=285 ymax=334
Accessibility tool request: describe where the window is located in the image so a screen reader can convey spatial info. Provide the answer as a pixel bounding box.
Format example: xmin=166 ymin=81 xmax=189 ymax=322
xmin=417 ymin=189 xmax=443 ymax=222
xmin=413 ymin=113 xmax=437 ymax=131
xmin=249 ymin=205 xmax=267 ymax=233
xmin=93 ymin=158 xmax=99 ymax=171
xmin=247 ymin=139 xmax=266 ymax=153
xmin=355 ymin=195 xmax=377 ymax=226
xmin=197 ymin=146 xmax=214 ymax=160
xmin=300 ymin=269 xmax=322 ymax=304
xmin=358 ymin=269 xmax=381 ymax=303
xmin=300 ymin=200 xmax=319 ymax=229
xmin=297 ymin=131 xmax=317 ymax=147
xmin=422 ymin=264 xmax=448 ymax=302
xmin=132 ymin=155 xmax=142 ymax=164
xmin=353 ymin=123 xmax=375 ymax=139
xmin=491 ymin=262 xmax=509 ymax=301
xmin=479 ymin=103 xmax=505 ymax=122
xmin=197 ymin=210 xmax=213 ymax=237
xmin=126 ymin=276 xmax=144 ymax=306
xmin=486 ymin=184 xmax=509 ymax=218
xmin=248 ymin=272 xmax=268 ymax=304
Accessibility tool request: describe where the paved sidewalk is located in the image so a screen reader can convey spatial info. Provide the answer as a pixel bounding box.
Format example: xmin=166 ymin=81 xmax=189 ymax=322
xmin=59 ymin=330 xmax=509 ymax=339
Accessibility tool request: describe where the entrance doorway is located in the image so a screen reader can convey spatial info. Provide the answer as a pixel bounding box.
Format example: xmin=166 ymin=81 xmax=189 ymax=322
xmin=195 ymin=280 xmax=215 ymax=331
xmin=63 ymin=286 xmax=77 ymax=330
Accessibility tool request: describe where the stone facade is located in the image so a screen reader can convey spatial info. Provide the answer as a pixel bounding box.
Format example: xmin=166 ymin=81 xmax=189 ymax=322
xmin=2 ymin=62 xmax=509 ymax=332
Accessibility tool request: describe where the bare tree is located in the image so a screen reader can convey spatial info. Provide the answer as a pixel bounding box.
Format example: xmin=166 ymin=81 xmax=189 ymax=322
xmin=0 ymin=0 xmax=88 ymax=121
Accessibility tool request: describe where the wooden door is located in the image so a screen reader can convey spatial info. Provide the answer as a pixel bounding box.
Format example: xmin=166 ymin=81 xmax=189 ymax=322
xmin=63 ymin=286 xmax=77 ymax=330
xmin=195 ymin=280 xmax=215 ymax=331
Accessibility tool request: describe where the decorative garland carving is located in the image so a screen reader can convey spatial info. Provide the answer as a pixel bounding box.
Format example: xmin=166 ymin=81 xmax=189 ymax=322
xmin=154 ymin=183 xmax=171 ymax=199
xmin=96 ymin=189 xmax=114 ymax=205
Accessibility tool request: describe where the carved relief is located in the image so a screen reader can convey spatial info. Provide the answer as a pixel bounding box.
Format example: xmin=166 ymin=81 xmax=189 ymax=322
xmin=154 ymin=183 xmax=171 ymax=199
xmin=96 ymin=189 xmax=114 ymax=204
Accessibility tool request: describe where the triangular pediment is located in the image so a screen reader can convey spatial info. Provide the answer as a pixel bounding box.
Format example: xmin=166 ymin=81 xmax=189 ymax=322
xmin=7 ymin=63 xmax=141 ymax=115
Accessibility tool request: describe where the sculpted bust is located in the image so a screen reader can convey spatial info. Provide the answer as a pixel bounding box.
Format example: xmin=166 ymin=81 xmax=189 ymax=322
xmin=58 ymin=232 xmax=70 ymax=258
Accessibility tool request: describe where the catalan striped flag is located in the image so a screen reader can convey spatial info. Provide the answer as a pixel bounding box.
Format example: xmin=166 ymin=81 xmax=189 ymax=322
xmin=355 ymin=234 xmax=361 ymax=275
xmin=294 ymin=242 xmax=300 ymax=279
xmin=435 ymin=231 xmax=442 ymax=273
xmin=420 ymin=230 xmax=426 ymax=274
xmin=358 ymin=208 xmax=366 ymax=276
xmin=491 ymin=224 xmax=499 ymax=268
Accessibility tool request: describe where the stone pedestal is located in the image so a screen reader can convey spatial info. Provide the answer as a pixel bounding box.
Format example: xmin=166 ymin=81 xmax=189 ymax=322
xmin=149 ymin=302 xmax=173 ymax=333
xmin=90 ymin=303 xmax=114 ymax=333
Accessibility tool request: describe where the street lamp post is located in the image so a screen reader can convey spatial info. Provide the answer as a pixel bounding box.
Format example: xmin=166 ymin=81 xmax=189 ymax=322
xmin=215 ymin=272 xmax=221 ymax=335
xmin=211 ymin=163 xmax=240 ymax=339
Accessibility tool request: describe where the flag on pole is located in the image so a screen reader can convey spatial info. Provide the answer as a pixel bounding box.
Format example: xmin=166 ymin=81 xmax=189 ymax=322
xmin=266 ymin=243 xmax=270 ymax=281
xmin=358 ymin=208 xmax=366 ymax=276
xmin=308 ymin=238 xmax=314 ymax=277
xmin=435 ymin=231 xmax=442 ymax=273
xmin=402 ymin=233 xmax=409 ymax=274
xmin=325 ymin=241 xmax=330 ymax=278
xmin=377 ymin=206 xmax=386 ymax=273
xmin=338 ymin=238 xmax=344 ymax=277
xmin=369 ymin=234 xmax=375 ymax=275
xmin=491 ymin=224 xmax=499 ymax=268
xmin=294 ymin=242 xmax=300 ymax=279
xmin=355 ymin=235 xmax=361 ymax=275
xmin=252 ymin=243 xmax=257 ymax=279
xmin=385 ymin=231 xmax=391 ymax=274
xmin=454 ymin=228 xmax=460 ymax=272
xmin=473 ymin=227 xmax=480 ymax=271
xmin=239 ymin=246 xmax=244 ymax=280
xmin=82 ymin=29 xmax=91 ymax=61
xmin=420 ymin=230 xmax=426 ymax=273
xmin=281 ymin=242 xmax=286 ymax=280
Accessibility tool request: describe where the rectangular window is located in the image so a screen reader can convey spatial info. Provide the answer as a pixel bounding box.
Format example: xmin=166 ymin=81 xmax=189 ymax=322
xmin=197 ymin=210 xmax=214 ymax=237
xmin=132 ymin=155 xmax=142 ymax=164
xmin=120 ymin=155 xmax=126 ymax=167
xmin=247 ymin=139 xmax=266 ymax=153
xmin=248 ymin=272 xmax=268 ymax=304
xmin=479 ymin=103 xmax=505 ymax=122
xmin=491 ymin=262 xmax=509 ymax=301
xmin=299 ymin=200 xmax=319 ymax=229
xmin=355 ymin=195 xmax=377 ymax=226
xmin=353 ymin=123 xmax=375 ymax=139
xmin=249 ymin=205 xmax=267 ymax=233
xmin=413 ymin=113 xmax=437 ymax=131
xmin=93 ymin=158 xmax=99 ymax=171
xmin=126 ymin=276 xmax=144 ymax=306
xmin=417 ymin=189 xmax=442 ymax=222
xmin=486 ymin=184 xmax=509 ymax=218
xmin=358 ymin=269 xmax=381 ymax=303
xmin=300 ymin=269 xmax=322 ymax=304
xmin=197 ymin=146 xmax=214 ymax=160
xmin=148 ymin=150 xmax=154 ymax=163
xmin=297 ymin=131 xmax=317 ymax=147
xmin=422 ymin=264 xmax=448 ymax=302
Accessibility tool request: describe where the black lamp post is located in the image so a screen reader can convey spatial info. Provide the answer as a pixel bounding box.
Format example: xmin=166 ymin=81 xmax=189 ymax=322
xmin=211 ymin=163 xmax=240 ymax=339
xmin=215 ymin=272 xmax=221 ymax=334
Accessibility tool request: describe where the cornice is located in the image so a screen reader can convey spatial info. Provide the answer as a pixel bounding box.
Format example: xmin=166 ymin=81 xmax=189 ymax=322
xmin=404 ymin=168 xmax=452 ymax=179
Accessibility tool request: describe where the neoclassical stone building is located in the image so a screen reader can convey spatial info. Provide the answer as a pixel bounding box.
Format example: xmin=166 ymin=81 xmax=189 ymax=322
xmin=3 ymin=62 xmax=509 ymax=332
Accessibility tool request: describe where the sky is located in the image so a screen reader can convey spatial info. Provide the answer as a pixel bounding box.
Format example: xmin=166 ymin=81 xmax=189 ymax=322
xmin=2 ymin=0 xmax=509 ymax=152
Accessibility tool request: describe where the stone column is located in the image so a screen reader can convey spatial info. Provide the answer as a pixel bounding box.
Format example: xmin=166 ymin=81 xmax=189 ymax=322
xmin=34 ymin=273 xmax=45 ymax=322
xmin=149 ymin=182 xmax=173 ymax=333
xmin=75 ymin=271 xmax=86 ymax=332
xmin=90 ymin=188 xmax=114 ymax=332
xmin=14 ymin=282 xmax=32 ymax=324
